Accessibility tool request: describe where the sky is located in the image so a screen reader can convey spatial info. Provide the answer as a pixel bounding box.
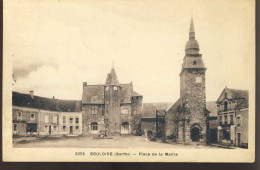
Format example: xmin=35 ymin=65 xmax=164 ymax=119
xmin=4 ymin=0 xmax=255 ymax=103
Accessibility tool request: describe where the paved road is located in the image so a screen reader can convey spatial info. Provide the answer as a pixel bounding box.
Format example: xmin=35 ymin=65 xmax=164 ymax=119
xmin=14 ymin=135 xmax=220 ymax=149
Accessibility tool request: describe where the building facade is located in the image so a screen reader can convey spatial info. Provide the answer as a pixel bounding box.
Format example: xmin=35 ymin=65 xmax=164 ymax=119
xmin=81 ymin=67 xmax=143 ymax=136
xmin=216 ymin=87 xmax=248 ymax=148
xmin=12 ymin=91 xmax=82 ymax=136
xmin=166 ymin=18 xmax=208 ymax=144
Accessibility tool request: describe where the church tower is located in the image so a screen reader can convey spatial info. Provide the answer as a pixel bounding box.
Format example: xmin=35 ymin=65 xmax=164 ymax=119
xmin=104 ymin=67 xmax=121 ymax=134
xmin=179 ymin=18 xmax=207 ymax=143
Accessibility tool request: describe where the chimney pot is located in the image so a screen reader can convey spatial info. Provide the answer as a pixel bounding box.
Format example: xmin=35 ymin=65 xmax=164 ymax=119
xmin=83 ymin=82 xmax=87 ymax=89
xmin=29 ymin=90 xmax=34 ymax=98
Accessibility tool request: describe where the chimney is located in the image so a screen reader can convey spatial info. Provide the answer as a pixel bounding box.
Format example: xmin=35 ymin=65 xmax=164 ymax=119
xmin=83 ymin=82 xmax=87 ymax=89
xmin=29 ymin=90 xmax=34 ymax=99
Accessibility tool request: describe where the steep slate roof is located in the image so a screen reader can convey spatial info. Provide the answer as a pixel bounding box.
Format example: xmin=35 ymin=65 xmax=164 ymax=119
xmin=105 ymin=68 xmax=120 ymax=85
xmin=142 ymin=102 xmax=173 ymax=118
xmin=132 ymin=91 xmax=142 ymax=97
xmin=82 ymin=85 xmax=105 ymax=104
xmin=82 ymin=83 xmax=142 ymax=104
xmin=166 ymin=98 xmax=182 ymax=114
xmin=120 ymin=84 xmax=132 ymax=103
xmin=166 ymin=99 xmax=218 ymax=117
xmin=217 ymin=88 xmax=249 ymax=109
xmin=12 ymin=91 xmax=82 ymax=112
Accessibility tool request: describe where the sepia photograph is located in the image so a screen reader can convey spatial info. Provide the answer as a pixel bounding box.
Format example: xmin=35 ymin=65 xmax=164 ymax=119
xmin=3 ymin=0 xmax=255 ymax=162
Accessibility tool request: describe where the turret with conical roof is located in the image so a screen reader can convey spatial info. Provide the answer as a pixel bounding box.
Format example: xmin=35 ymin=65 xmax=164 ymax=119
xmin=105 ymin=67 xmax=120 ymax=85
xmin=104 ymin=66 xmax=121 ymax=134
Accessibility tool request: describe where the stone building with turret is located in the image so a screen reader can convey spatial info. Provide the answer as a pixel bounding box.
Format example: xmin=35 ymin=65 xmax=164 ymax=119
xmin=166 ymin=18 xmax=208 ymax=144
xmin=81 ymin=67 xmax=143 ymax=136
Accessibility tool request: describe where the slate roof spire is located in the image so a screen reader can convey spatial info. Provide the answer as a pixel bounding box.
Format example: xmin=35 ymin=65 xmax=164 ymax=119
xmin=185 ymin=18 xmax=200 ymax=54
xmin=105 ymin=66 xmax=120 ymax=85
xmin=189 ymin=18 xmax=195 ymax=40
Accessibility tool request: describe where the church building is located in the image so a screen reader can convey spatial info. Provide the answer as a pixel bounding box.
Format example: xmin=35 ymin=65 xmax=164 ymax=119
xmin=166 ymin=18 xmax=208 ymax=144
xmin=81 ymin=67 xmax=143 ymax=136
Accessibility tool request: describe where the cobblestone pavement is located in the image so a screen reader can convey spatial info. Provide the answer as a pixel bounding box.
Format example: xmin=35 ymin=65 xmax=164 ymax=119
xmin=13 ymin=135 xmax=225 ymax=149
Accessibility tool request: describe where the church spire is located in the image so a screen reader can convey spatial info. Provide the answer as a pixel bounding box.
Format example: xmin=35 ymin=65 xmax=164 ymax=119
xmin=185 ymin=18 xmax=200 ymax=54
xmin=189 ymin=18 xmax=195 ymax=40
xmin=181 ymin=18 xmax=206 ymax=70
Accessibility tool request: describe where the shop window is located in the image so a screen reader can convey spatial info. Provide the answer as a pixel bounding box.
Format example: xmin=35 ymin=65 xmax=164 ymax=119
xmin=26 ymin=123 xmax=37 ymax=133
xmin=223 ymin=129 xmax=230 ymax=140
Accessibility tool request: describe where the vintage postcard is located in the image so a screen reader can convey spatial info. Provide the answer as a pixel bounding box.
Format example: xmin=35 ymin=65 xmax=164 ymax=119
xmin=2 ymin=0 xmax=255 ymax=162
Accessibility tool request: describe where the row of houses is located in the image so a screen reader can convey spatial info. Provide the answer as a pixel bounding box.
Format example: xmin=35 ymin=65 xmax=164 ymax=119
xmin=12 ymin=91 xmax=82 ymax=136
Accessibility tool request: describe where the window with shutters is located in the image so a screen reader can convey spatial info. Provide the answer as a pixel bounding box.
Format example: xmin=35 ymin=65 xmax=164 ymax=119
xmin=45 ymin=115 xmax=49 ymax=123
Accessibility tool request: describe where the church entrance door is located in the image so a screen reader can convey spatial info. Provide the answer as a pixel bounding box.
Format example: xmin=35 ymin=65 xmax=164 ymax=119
xmin=191 ymin=127 xmax=200 ymax=142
